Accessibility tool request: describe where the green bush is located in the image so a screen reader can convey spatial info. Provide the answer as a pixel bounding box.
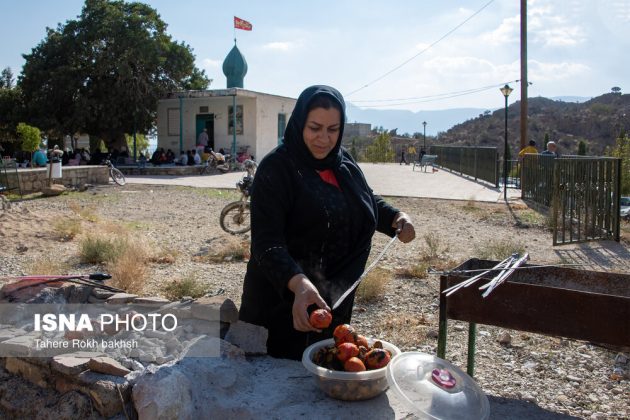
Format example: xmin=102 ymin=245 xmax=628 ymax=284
xmin=163 ymin=276 xmax=207 ymax=301
xmin=79 ymin=234 xmax=129 ymax=264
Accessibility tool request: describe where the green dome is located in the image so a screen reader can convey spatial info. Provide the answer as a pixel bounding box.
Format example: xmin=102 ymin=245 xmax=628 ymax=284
xmin=222 ymin=44 xmax=248 ymax=88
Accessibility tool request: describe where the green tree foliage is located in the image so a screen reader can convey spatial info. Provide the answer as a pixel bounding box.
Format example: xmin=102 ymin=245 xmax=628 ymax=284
xmin=0 ymin=87 xmax=23 ymax=144
xmin=577 ymin=140 xmax=587 ymax=156
xmin=611 ymin=86 xmax=621 ymax=94
xmin=608 ymin=133 xmax=629 ymax=195
xmin=543 ymin=132 xmax=550 ymax=150
xmin=364 ymin=132 xmax=394 ymax=163
xmin=19 ymin=0 xmax=209 ymax=151
xmin=0 ymin=67 xmax=14 ymax=89
xmin=125 ymin=133 xmax=149 ymax=154
xmin=16 ymin=123 xmax=41 ymax=152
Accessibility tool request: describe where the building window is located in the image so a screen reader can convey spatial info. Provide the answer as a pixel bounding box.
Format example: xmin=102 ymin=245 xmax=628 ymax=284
xmin=199 ymin=106 xmax=209 ymax=113
xmin=277 ymin=113 xmax=286 ymax=144
xmin=228 ymin=105 xmax=243 ymax=135
xmin=167 ymin=108 xmax=180 ymax=136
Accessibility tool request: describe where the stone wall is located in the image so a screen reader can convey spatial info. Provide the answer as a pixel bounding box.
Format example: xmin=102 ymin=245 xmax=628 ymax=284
xmin=118 ymin=165 xmax=204 ymax=176
xmin=17 ymin=166 xmax=109 ymax=194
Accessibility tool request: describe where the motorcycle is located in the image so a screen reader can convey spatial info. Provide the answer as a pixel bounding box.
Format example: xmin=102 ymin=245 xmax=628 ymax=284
xmin=219 ymin=160 xmax=257 ymax=234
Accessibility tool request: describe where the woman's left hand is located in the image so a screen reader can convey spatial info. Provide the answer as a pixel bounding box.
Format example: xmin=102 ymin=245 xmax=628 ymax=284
xmin=392 ymin=212 xmax=416 ymax=243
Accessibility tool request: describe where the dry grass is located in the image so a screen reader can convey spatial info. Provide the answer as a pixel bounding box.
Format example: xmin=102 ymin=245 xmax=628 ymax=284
xmin=52 ymin=218 xmax=82 ymax=241
xmin=148 ymin=247 xmax=179 ymax=264
xmin=107 ymin=244 xmax=149 ymax=294
xmin=477 ymin=239 xmax=526 ymax=260
xmin=195 ymin=237 xmax=250 ymax=263
xmin=68 ymin=202 xmax=99 ymax=222
xmin=356 ymin=268 xmax=392 ymax=302
xmin=162 ymin=276 xmax=208 ymax=301
xmin=79 ymin=234 xmax=129 ymax=264
xmin=421 ymin=232 xmax=448 ymax=261
xmin=27 ymin=256 xmax=71 ymax=276
xmin=397 ymin=261 xmax=429 ymax=279
xmin=371 ymin=312 xmax=433 ymax=349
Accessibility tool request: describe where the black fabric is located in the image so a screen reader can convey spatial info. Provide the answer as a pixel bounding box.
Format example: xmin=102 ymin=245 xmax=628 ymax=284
xmin=238 ymin=85 xmax=400 ymax=360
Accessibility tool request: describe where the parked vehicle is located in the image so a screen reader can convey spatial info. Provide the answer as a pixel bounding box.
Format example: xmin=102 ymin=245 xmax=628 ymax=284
xmin=103 ymin=155 xmax=126 ymax=186
xmin=219 ymin=160 xmax=257 ymax=234
xmin=621 ymin=196 xmax=630 ymax=220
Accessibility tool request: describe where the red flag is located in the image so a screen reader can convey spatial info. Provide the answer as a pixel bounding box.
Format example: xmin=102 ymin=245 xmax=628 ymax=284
xmin=234 ymin=16 xmax=252 ymax=31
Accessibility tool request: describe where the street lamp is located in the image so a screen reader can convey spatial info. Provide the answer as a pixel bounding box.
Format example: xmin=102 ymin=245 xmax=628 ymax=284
xmin=500 ymin=84 xmax=513 ymax=201
xmin=422 ymin=121 xmax=427 ymax=151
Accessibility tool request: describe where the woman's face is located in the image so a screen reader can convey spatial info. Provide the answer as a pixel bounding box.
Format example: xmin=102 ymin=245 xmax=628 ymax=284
xmin=302 ymin=107 xmax=341 ymax=160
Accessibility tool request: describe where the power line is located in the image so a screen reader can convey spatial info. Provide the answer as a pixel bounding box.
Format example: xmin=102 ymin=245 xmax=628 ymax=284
xmin=352 ymin=80 xmax=520 ymax=108
xmin=351 ymin=81 xmax=516 ymax=103
xmin=344 ymin=0 xmax=496 ymax=98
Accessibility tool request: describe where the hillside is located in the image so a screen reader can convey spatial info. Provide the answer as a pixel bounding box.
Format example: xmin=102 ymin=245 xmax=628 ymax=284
xmin=437 ymin=93 xmax=630 ymax=156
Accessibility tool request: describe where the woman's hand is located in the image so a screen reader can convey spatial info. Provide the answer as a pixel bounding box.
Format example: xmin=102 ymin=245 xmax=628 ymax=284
xmin=288 ymin=274 xmax=331 ymax=332
xmin=392 ymin=212 xmax=416 ymax=243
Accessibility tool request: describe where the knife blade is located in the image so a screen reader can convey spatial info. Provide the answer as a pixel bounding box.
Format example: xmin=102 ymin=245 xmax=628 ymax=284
xmin=331 ymin=233 xmax=398 ymax=310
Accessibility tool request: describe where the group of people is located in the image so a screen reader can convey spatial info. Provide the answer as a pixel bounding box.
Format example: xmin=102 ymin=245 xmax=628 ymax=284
xmin=28 ymin=145 xmax=95 ymax=168
xmin=518 ymin=139 xmax=560 ymax=158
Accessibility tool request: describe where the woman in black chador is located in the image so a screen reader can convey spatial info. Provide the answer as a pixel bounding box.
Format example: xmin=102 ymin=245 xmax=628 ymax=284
xmin=238 ymin=85 xmax=416 ymax=360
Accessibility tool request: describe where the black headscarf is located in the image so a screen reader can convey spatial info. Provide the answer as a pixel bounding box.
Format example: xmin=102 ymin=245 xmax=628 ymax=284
xmin=282 ymin=85 xmax=345 ymax=171
xmin=281 ymin=85 xmax=379 ymax=256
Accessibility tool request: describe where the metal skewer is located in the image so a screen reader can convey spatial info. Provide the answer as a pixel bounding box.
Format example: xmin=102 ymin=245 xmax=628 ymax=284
xmin=429 ymin=262 xmax=584 ymax=276
xmin=332 ymin=233 xmax=398 ymax=310
xmin=442 ymin=255 xmax=514 ymax=296
xmin=480 ymin=253 xmax=530 ymax=297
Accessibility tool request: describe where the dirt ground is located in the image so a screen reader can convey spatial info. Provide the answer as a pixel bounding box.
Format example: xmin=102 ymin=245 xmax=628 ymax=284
xmin=0 ymin=184 xmax=628 ymax=419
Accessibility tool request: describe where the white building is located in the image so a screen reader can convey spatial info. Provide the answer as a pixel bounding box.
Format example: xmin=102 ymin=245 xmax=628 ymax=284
xmin=156 ymin=88 xmax=295 ymax=160
xmin=156 ymin=43 xmax=296 ymax=160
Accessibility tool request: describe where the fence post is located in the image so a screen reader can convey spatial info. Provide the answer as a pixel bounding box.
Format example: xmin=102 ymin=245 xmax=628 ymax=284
xmin=474 ymin=148 xmax=478 ymax=181
xmin=613 ymin=158 xmax=623 ymax=242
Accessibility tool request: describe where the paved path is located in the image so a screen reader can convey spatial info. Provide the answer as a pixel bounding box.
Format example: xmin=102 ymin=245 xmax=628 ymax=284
xmin=124 ymin=162 xmax=521 ymax=202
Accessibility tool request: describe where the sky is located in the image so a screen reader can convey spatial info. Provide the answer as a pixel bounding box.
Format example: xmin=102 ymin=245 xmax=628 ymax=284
xmin=1 ymin=0 xmax=629 ymax=115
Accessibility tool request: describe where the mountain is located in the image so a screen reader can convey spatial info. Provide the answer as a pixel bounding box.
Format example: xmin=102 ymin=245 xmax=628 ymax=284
xmin=550 ymin=96 xmax=591 ymax=103
xmin=437 ymin=93 xmax=630 ymax=156
xmin=345 ymin=103 xmax=487 ymax=136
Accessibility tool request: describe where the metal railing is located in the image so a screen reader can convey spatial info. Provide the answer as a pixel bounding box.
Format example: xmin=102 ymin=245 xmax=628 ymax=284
xmin=430 ymin=145 xmax=499 ymax=187
xmin=521 ymin=155 xmax=622 ymax=244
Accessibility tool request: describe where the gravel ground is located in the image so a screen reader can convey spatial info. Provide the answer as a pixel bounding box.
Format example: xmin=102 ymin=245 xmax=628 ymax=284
xmin=1 ymin=183 xmax=628 ymax=419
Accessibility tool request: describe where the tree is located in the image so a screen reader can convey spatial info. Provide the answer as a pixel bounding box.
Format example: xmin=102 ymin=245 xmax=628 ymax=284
xmin=125 ymin=133 xmax=149 ymax=154
xmin=611 ymin=86 xmax=622 ymax=94
xmin=19 ymin=0 xmax=210 ymax=152
xmin=608 ymin=133 xmax=629 ymax=195
xmin=16 ymin=122 xmax=41 ymax=153
xmin=0 ymin=67 xmax=14 ymax=89
xmin=577 ymin=140 xmax=587 ymax=156
xmin=364 ymin=132 xmax=394 ymax=163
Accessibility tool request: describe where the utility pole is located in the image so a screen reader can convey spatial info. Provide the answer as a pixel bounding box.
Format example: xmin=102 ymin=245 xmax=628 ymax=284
xmin=520 ymin=0 xmax=528 ymax=151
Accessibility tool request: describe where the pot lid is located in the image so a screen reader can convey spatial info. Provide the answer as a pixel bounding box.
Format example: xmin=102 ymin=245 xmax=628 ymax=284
xmin=386 ymin=352 xmax=490 ymax=420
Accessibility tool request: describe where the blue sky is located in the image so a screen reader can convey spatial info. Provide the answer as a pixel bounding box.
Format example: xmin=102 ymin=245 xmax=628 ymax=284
xmin=1 ymin=0 xmax=629 ymax=113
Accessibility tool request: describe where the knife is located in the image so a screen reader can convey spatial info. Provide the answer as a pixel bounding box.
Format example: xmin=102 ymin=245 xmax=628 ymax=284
xmin=331 ymin=233 xmax=398 ymax=310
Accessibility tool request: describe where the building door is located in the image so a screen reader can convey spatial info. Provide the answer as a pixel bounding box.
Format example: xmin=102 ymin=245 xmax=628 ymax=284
xmin=196 ymin=114 xmax=214 ymax=150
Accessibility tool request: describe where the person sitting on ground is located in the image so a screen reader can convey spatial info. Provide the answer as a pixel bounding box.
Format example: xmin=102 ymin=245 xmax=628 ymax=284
xmin=201 ymin=146 xmax=212 ymax=163
xmin=518 ymin=140 xmax=538 ymax=158
xmin=32 ymin=145 xmax=48 ymax=167
xmin=80 ymin=149 xmax=91 ymax=165
xmin=176 ymin=150 xmax=188 ymax=166
xmin=193 ymin=149 xmax=201 ymax=165
xmin=541 ymin=141 xmax=559 ymax=157
xmin=150 ymin=149 xmax=162 ymax=165
xmin=186 ymin=150 xmax=195 ymax=166
xmin=165 ymin=149 xmax=175 ymax=164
